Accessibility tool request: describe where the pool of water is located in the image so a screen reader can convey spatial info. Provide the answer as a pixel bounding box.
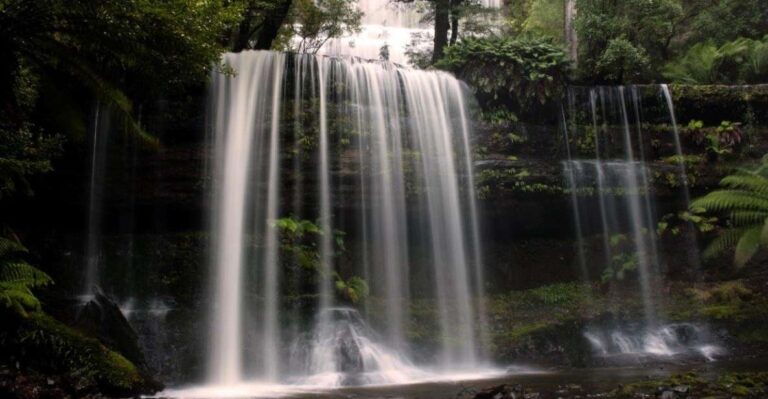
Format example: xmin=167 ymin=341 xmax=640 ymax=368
xmin=157 ymin=358 xmax=768 ymax=399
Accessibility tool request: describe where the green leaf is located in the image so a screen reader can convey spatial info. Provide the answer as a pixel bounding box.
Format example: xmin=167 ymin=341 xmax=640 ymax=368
xmin=735 ymin=227 xmax=761 ymax=268
xmin=761 ymin=217 xmax=768 ymax=246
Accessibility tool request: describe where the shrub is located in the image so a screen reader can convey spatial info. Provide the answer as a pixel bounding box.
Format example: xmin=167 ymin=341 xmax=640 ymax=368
xmin=435 ymin=35 xmax=570 ymax=111
xmin=594 ymin=38 xmax=651 ymax=83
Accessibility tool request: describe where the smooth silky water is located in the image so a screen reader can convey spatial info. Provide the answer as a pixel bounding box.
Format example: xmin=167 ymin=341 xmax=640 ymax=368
xmin=562 ymin=86 xmax=723 ymax=362
xmin=160 ymin=2 xmax=514 ymax=395
xmin=158 ymin=49 xmax=511 ymax=398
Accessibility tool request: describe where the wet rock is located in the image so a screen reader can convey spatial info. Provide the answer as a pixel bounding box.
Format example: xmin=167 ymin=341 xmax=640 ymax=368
xmin=73 ymin=293 xmax=164 ymax=393
xmin=672 ymin=385 xmax=689 ymax=394
xmin=473 ymin=384 xmax=524 ymax=399
xmin=75 ymin=292 xmax=147 ymax=370
xmin=658 ymin=389 xmax=677 ymax=399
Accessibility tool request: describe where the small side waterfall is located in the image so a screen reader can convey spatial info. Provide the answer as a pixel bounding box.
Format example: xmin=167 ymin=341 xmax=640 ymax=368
xmin=562 ymin=86 xmax=719 ymax=360
xmin=82 ymin=101 xmax=111 ymax=297
xmin=206 ymin=50 xmax=488 ymax=388
xmin=563 ymin=86 xmax=668 ymax=325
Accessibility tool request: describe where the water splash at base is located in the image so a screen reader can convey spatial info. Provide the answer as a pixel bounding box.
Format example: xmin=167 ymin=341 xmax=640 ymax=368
xmin=584 ymin=323 xmax=725 ymax=362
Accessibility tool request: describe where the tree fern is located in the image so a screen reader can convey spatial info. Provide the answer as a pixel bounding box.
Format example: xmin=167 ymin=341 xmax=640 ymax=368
xmin=662 ymin=42 xmax=720 ymax=84
xmin=691 ymin=191 xmax=768 ymax=213
xmin=729 ymin=211 xmax=768 ymax=227
xmin=735 ymin=227 xmax=762 ymax=268
xmin=720 ymin=173 xmax=768 ymax=194
xmin=693 ymin=158 xmax=768 ymax=267
xmin=701 ymin=228 xmax=747 ymax=261
xmin=664 ymin=36 xmax=768 ymax=84
xmin=0 ymin=237 xmax=28 ymax=258
xmin=0 ymin=262 xmax=53 ymax=288
xmin=0 ymin=236 xmax=52 ymax=315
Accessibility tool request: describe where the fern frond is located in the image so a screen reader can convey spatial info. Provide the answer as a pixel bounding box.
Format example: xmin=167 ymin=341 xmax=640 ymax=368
xmin=702 ymin=228 xmax=747 ymax=260
xmin=735 ymin=227 xmax=762 ymax=268
xmin=0 ymin=262 xmax=53 ymax=289
xmin=691 ymin=190 xmax=768 ymax=213
xmin=720 ymin=174 xmax=768 ymax=194
xmin=0 ymin=237 xmax=28 ymax=258
xmin=0 ymin=282 xmax=41 ymax=315
xmin=729 ymin=211 xmax=768 ymax=227
xmin=761 ymin=218 xmax=768 ymax=246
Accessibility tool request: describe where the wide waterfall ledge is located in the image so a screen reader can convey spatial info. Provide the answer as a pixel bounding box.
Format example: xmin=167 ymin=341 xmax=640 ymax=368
xmin=195 ymin=49 xmax=500 ymax=395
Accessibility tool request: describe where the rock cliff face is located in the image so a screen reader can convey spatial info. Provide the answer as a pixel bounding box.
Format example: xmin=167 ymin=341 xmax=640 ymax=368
xmin=10 ymin=85 xmax=767 ymax=383
xmin=19 ymin=85 xmax=768 ymax=292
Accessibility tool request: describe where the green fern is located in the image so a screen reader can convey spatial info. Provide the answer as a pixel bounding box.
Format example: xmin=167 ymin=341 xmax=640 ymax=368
xmin=0 ymin=237 xmax=28 ymax=258
xmin=0 ymin=236 xmax=52 ymax=315
xmin=664 ymin=36 xmax=768 ymax=84
xmin=692 ymin=157 xmax=768 ymax=267
xmin=729 ymin=211 xmax=768 ymax=227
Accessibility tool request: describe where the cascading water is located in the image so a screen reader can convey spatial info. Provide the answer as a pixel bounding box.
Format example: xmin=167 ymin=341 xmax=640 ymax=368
xmin=320 ymin=0 xmax=501 ymax=64
xmin=562 ymin=86 xmax=721 ymax=360
xmin=82 ymin=101 xmax=110 ymax=298
xmin=563 ymin=87 xmax=663 ymax=325
xmin=204 ymin=50 xmax=491 ymax=390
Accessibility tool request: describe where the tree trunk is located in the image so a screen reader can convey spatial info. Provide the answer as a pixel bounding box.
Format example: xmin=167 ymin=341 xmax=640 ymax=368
xmin=432 ymin=0 xmax=451 ymax=63
xmin=449 ymin=0 xmax=461 ymax=45
xmin=564 ymin=0 xmax=578 ymax=65
xmin=254 ymin=0 xmax=293 ymax=50
xmin=231 ymin=17 xmax=254 ymax=52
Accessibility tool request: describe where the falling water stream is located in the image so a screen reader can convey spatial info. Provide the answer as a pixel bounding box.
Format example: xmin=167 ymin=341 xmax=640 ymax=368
xmin=198 ymin=50 xmax=494 ymax=395
xmin=82 ymin=101 xmax=110 ymax=298
xmin=562 ymin=86 xmax=720 ymax=361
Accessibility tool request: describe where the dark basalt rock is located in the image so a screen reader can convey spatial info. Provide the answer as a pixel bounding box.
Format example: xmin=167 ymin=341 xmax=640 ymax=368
xmin=74 ymin=292 xmax=164 ymax=393
xmin=473 ymin=383 xmax=525 ymax=399
xmin=75 ymin=291 xmax=147 ymax=371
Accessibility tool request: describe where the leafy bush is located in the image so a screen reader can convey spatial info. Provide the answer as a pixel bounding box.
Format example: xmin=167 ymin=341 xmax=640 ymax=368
xmin=335 ymin=276 xmax=369 ymax=304
xmin=575 ymin=0 xmax=681 ymax=83
xmin=435 ymin=35 xmax=570 ymax=110
xmin=0 ymin=0 xmax=240 ymax=148
xmin=594 ymin=38 xmax=651 ymax=83
xmin=600 ymin=234 xmax=641 ymax=283
xmin=0 ymin=124 xmax=63 ymax=199
xmin=274 ymin=217 xmax=366 ymax=304
xmin=683 ymin=120 xmax=744 ymax=162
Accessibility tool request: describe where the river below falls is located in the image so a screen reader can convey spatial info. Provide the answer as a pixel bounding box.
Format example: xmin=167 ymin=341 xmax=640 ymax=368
xmin=158 ymin=358 xmax=768 ymax=399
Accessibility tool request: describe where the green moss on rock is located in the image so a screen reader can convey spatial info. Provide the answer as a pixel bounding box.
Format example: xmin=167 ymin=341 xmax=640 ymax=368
xmin=0 ymin=309 xmax=159 ymax=396
xmin=613 ymin=371 xmax=768 ymax=398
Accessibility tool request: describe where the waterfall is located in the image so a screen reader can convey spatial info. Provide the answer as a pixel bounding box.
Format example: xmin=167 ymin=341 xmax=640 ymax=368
xmin=208 ymin=52 xmax=286 ymax=384
xmin=83 ymin=100 xmax=110 ymax=297
xmin=563 ymin=86 xmax=667 ymax=325
xmin=206 ymin=50 xmax=488 ymax=387
xmin=320 ymin=0 xmax=502 ymax=64
xmin=561 ymin=86 xmax=717 ymax=359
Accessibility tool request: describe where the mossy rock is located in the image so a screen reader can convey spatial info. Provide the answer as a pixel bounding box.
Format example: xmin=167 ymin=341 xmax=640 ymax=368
xmin=491 ymin=318 xmax=591 ymax=367
xmin=670 ymin=84 xmax=768 ymax=125
xmin=612 ymin=371 xmax=768 ymax=398
xmin=0 ymin=309 xmax=161 ymax=397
